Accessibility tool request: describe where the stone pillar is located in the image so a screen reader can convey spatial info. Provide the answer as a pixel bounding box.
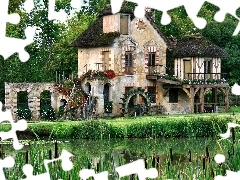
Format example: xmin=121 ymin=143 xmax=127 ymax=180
xmin=51 ymin=93 xmax=58 ymax=112
xmin=96 ymin=80 xmax=104 ymax=115
xmin=200 ymin=87 xmax=204 ymax=112
xmin=32 ymin=97 xmax=40 ymax=119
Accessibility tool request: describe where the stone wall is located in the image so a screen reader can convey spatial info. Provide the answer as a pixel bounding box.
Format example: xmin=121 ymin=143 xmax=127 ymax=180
xmin=4 ymin=83 xmax=61 ymax=120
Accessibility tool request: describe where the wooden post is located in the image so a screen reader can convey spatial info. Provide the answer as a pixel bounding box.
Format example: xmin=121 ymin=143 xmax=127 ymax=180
xmin=225 ymin=87 xmax=229 ymax=112
xmin=190 ymin=87 xmax=194 ymax=114
xmin=212 ymin=88 xmax=217 ymax=112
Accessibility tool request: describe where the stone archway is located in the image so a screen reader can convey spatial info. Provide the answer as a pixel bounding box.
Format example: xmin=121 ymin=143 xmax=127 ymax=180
xmin=121 ymin=87 xmax=151 ymax=116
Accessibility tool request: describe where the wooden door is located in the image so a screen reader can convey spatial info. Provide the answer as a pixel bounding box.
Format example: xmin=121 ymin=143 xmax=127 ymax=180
xmin=184 ymin=60 xmax=191 ymax=79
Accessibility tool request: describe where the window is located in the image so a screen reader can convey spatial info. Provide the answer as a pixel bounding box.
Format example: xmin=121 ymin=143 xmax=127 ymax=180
xmin=103 ymin=51 xmax=109 ymax=70
xmin=204 ymin=58 xmax=212 ymax=79
xmin=148 ymin=53 xmax=156 ymax=66
xmin=120 ymin=15 xmax=129 ymax=35
xmin=125 ymin=87 xmax=133 ymax=94
xmin=169 ymin=88 xmax=178 ymax=103
xmin=204 ymin=59 xmax=212 ymax=74
xmin=125 ymin=52 xmax=133 ymax=75
xmin=147 ymin=87 xmax=156 ymax=103
xmin=125 ymin=52 xmax=132 ymax=66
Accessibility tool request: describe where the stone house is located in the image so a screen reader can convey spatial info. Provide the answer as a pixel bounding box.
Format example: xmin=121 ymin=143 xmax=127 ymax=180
xmin=70 ymin=5 xmax=230 ymax=116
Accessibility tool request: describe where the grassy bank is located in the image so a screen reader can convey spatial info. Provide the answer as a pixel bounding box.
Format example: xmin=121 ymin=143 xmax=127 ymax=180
xmin=1 ymin=115 xmax=238 ymax=140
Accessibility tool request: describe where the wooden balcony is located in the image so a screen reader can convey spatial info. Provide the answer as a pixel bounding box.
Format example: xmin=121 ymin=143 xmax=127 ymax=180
xmin=185 ymin=73 xmax=227 ymax=80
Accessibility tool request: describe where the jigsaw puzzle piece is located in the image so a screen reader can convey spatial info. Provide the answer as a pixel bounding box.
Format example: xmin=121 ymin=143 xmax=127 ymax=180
xmin=0 ymin=26 xmax=36 ymax=62
xmin=48 ymin=0 xmax=67 ymax=22
xmin=183 ymin=0 xmax=207 ymax=29
xmin=126 ymin=0 xmax=184 ymax=24
xmin=110 ymin=0 xmax=124 ymax=14
xmin=23 ymin=0 xmax=35 ymax=13
xmin=207 ymin=0 xmax=240 ymax=35
xmin=21 ymin=164 xmax=50 ymax=180
xmin=116 ymin=159 xmax=158 ymax=180
xmin=79 ymin=169 xmax=109 ymax=180
xmin=0 ymin=102 xmax=28 ymax=150
xmin=21 ymin=150 xmax=74 ymax=180
xmin=70 ymin=0 xmax=90 ymax=10
xmin=59 ymin=149 xmax=74 ymax=171
xmin=0 ymin=0 xmax=20 ymax=38
xmin=207 ymin=0 xmax=240 ymax=22
xmin=0 ymin=0 xmax=36 ymax=62
xmin=0 ymin=156 xmax=15 ymax=180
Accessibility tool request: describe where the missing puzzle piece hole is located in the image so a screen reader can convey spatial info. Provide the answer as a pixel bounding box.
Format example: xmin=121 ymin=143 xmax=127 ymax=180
xmin=236 ymin=7 xmax=240 ymax=18
xmin=214 ymin=11 xmax=225 ymax=22
xmin=8 ymin=13 xmax=20 ymax=25
xmin=1 ymin=156 xmax=15 ymax=168
xmin=134 ymin=5 xmax=146 ymax=18
xmin=161 ymin=12 xmax=171 ymax=25
xmin=193 ymin=17 xmax=207 ymax=29
xmin=22 ymin=164 xmax=34 ymax=177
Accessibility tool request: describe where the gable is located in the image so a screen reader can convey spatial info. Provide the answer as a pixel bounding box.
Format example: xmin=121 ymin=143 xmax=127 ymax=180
xmin=131 ymin=16 xmax=170 ymax=50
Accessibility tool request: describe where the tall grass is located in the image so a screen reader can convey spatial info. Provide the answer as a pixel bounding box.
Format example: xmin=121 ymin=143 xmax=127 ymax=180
xmin=1 ymin=132 xmax=239 ymax=179
xmin=8 ymin=116 xmax=235 ymax=140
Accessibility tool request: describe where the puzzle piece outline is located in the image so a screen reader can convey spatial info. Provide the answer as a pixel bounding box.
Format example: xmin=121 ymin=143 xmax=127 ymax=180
xmin=0 ymin=102 xmax=28 ymax=150
xmin=21 ymin=149 xmax=74 ymax=180
xmin=110 ymin=0 xmax=240 ymax=35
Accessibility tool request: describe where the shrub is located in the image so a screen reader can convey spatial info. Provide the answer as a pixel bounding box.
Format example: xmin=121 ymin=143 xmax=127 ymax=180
xmin=71 ymin=120 xmax=110 ymax=139
xmin=40 ymin=105 xmax=56 ymax=120
xmin=16 ymin=106 xmax=32 ymax=120
xmin=14 ymin=116 xmax=231 ymax=140
xmin=58 ymin=106 xmax=65 ymax=118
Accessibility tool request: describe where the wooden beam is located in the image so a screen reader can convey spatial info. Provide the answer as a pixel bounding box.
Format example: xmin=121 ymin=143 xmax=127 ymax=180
xmin=190 ymin=87 xmax=195 ymax=114
xmin=182 ymin=88 xmax=190 ymax=98
xmin=225 ymin=87 xmax=229 ymax=112
xmin=194 ymin=87 xmax=200 ymax=96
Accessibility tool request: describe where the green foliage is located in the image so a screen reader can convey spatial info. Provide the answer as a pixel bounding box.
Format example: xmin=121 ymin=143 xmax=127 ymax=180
xmin=12 ymin=116 xmax=232 ymax=139
xmin=70 ymin=120 xmax=110 ymax=140
xmin=104 ymin=101 xmax=113 ymax=113
xmin=40 ymin=105 xmax=56 ymax=120
xmin=58 ymin=105 xmax=65 ymax=118
xmin=16 ymin=106 xmax=32 ymax=120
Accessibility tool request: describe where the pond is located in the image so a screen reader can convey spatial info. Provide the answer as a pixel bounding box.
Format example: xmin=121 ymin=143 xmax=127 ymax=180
xmin=2 ymin=137 xmax=231 ymax=179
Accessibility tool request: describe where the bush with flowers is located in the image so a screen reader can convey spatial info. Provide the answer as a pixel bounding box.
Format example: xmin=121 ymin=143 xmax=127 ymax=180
xmin=79 ymin=70 xmax=116 ymax=81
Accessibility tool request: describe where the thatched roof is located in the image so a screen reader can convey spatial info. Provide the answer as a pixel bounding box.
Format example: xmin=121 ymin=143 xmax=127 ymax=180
xmin=173 ymin=34 xmax=228 ymax=58
xmin=70 ymin=4 xmax=173 ymax=49
xmin=98 ymin=3 xmax=134 ymax=18
xmin=70 ymin=3 xmax=133 ymax=48
xmin=70 ymin=16 xmax=120 ymax=47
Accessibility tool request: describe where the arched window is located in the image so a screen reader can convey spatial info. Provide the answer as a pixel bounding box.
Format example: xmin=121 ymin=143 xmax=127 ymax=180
xmin=103 ymin=83 xmax=110 ymax=103
xmin=17 ymin=91 xmax=28 ymax=108
xmin=85 ymin=82 xmax=91 ymax=94
xmin=40 ymin=90 xmax=51 ymax=108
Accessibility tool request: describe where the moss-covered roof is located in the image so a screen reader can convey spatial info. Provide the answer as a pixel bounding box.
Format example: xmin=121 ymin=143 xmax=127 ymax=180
xmin=98 ymin=3 xmax=134 ymax=18
xmin=70 ymin=3 xmax=133 ymax=48
xmin=173 ymin=34 xmax=228 ymax=58
xmin=70 ymin=16 xmax=120 ymax=47
xmin=70 ymin=4 xmax=173 ymax=49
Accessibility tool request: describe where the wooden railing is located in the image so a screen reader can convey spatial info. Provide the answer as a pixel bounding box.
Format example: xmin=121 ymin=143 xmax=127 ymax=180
xmin=186 ymin=73 xmax=227 ymax=80
xmin=147 ymin=65 xmax=165 ymax=75
xmin=83 ymin=63 xmax=111 ymax=73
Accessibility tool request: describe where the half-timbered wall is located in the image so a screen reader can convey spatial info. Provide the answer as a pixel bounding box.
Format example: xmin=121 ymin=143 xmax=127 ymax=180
xmin=174 ymin=57 xmax=222 ymax=80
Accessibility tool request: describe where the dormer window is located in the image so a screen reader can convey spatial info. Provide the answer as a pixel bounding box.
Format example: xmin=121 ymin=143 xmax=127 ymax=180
xmin=120 ymin=15 xmax=129 ymax=35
